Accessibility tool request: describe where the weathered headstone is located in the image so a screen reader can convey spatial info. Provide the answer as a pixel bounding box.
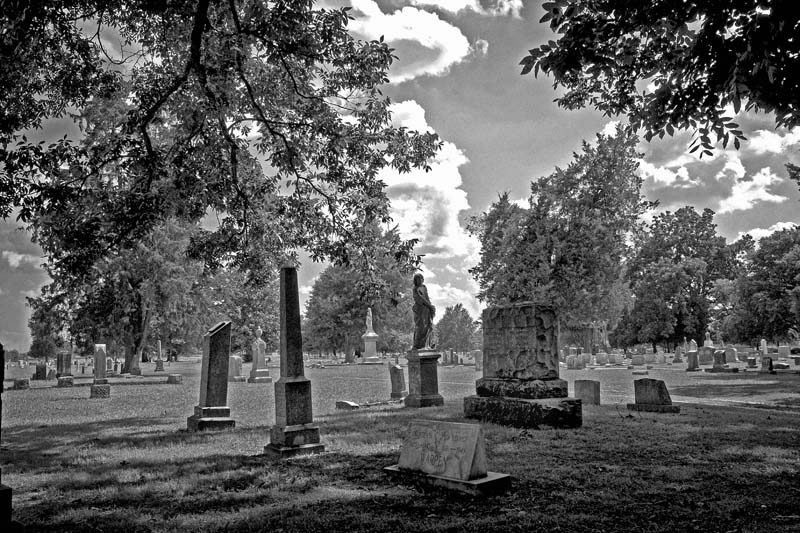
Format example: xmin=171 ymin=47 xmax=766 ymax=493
xmin=154 ymin=339 xmax=165 ymax=372
xmin=471 ymin=350 xmax=483 ymax=371
xmin=760 ymin=356 xmax=774 ymax=374
xmin=686 ymin=351 xmax=700 ymax=371
xmin=777 ymin=346 xmax=790 ymax=358
xmin=747 ymin=356 xmax=758 ymax=368
xmin=90 ymin=344 xmax=111 ymax=399
xmin=689 ymin=339 xmax=698 ymax=352
xmin=703 ymin=332 xmax=713 ymax=347
xmin=627 ymin=378 xmax=680 ymax=413
xmin=389 ymin=364 xmax=407 ymax=399
xmin=129 ymin=344 xmax=142 ymax=375
xmin=384 ymin=420 xmax=510 ymax=496
xmin=705 ymin=349 xmax=737 ymax=373
xmin=595 ymin=352 xmax=609 ymax=366
xmin=248 ymin=327 xmax=272 ymax=384
xmin=33 ymin=363 xmax=47 ymax=381
xmin=464 ymin=303 xmax=581 ymax=429
xmin=264 ymin=266 xmax=324 ymax=458
xmin=13 ymin=379 xmax=30 ymax=390
xmin=187 ymin=321 xmax=235 ymax=431
xmin=574 ymin=380 xmax=600 ymax=405
xmin=698 ymin=346 xmax=714 ymax=365
xmin=760 ymin=338 xmax=768 ymax=356
xmin=228 ymin=355 xmax=245 ymax=382
xmin=672 ymin=347 xmax=683 ymax=363
xmin=724 ymin=346 xmax=738 ymax=364
xmin=655 ymin=354 xmax=666 ymax=364
xmin=362 ymin=307 xmax=379 ymax=360
xmin=566 ymin=355 xmax=577 ymax=369
xmin=631 ymin=354 xmax=645 ymax=366
xmin=56 ymin=350 xmax=72 ymax=378
xmin=166 ymin=373 xmax=182 ymax=384
xmin=644 ymin=353 xmax=656 ymax=364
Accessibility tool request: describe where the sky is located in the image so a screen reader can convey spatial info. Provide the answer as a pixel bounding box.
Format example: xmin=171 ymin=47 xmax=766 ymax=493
xmin=2 ymin=0 xmax=800 ymax=352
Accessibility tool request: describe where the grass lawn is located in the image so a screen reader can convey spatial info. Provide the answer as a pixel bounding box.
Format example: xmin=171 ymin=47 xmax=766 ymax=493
xmin=2 ymin=360 xmax=800 ymax=532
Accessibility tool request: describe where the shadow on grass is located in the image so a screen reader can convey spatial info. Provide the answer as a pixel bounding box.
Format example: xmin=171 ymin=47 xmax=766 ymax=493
xmin=671 ymin=373 xmax=800 ymax=407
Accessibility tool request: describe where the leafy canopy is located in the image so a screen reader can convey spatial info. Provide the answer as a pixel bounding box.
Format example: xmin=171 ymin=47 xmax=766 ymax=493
xmin=521 ymin=1 xmax=800 ymax=153
xmin=1 ymin=0 xmax=440 ymax=282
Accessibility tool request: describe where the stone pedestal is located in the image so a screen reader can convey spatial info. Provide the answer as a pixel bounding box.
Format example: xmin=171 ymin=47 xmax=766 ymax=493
xmin=362 ymin=331 xmax=379 ymax=359
xmin=389 ymin=364 xmax=407 ymax=399
xmin=264 ymin=266 xmax=324 ymax=458
xmin=167 ymin=374 xmax=182 ymax=384
xmin=154 ymin=359 xmax=164 ymax=372
xmin=405 ymin=350 xmax=444 ymax=407
xmin=248 ymin=368 xmax=272 ymax=383
xmin=13 ymin=379 xmax=29 ymax=390
xmin=463 ymin=303 xmax=581 ymax=429
xmin=57 ymin=376 xmax=74 ymax=387
xmin=187 ymin=321 xmax=235 ymax=431
xmin=90 ymin=378 xmax=111 ymax=399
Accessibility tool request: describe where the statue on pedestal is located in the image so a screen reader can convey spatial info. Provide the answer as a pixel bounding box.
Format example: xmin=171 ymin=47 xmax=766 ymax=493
xmin=412 ymin=274 xmax=436 ymax=350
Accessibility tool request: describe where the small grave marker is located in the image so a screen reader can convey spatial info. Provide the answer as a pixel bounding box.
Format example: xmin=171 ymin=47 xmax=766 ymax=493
xmin=627 ymin=379 xmax=680 ymax=413
xmin=574 ymin=380 xmax=600 ymax=405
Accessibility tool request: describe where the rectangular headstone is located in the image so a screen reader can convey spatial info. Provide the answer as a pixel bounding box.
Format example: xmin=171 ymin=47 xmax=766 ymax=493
xmin=574 ymin=380 xmax=600 ymax=405
xmin=777 ymin=346 xmax=790 ymax=358
xmin=397 ymin=420 xmax=486 ymax=481
xmin=199 ymin=321 xmax=231 ymax=407
xmin=93 ymin=344 xmax=107 ymax=382
xmin=627 ymin=378 xmax=680 ymax=413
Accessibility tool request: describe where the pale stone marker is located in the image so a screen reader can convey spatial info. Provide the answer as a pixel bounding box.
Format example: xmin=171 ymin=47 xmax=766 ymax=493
xmin=698 ymin=346 xmax=714 ymax=365
xmin=631 ymin=354 xmax=645 ymax=366
xmin=228 ymin=355 xmax=245 ymax=382
xmin=627 ymin=378 xmax=680 ymax=413
xmin=384 ymin=419 xmax=510 ymax=495
xmin=187 ymin=321 xmax=235 ymax=431
xmin=724 ymin=346 xmax=738 ymax=364
xmin=471 ymin=349 xmax=483 ymax=371
xmin=154 ymin=339 xmax=165 ymax=372
xmin=90 ymin=344 xmax=111 ymax=399
xmin=362 ymin=307 xmax=379 ymax=360
xmin=686 ymin=351 xmax=700 ymax=371
xmin=574 ymin=380 xmax=600 ymax=405
xmin=264 ymin=266 xmax=324 ymax=458
xmin=464 ymin=303 xmax=581 ymax=429
xmin=248 ymin=327 xmax=272 ymax=383
xmin=777 ymin=346 xmax=790 ymax=358
xmin=389 ymin=364 xmax=407 ymax=399
xmin=689 ymin=339 xmax=698 ymax=352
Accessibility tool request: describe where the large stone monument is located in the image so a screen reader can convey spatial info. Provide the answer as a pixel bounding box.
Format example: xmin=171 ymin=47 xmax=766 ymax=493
xmin=405 ymin=273 xmax=444 ymax=408
xmin=464 ymin=303 xmax=581 ymax=429
xmin=264 ymin=266 xmax=324 ymax=458
xmin=90 ymin=344 xmax=111 ymax=399
xmin=187 ymin=321 xmax=236 ymax=431
xmin=362 ymin=307 xmax=380 ymax=361
xmin=248 ymin=327 xmax=272 ymax=384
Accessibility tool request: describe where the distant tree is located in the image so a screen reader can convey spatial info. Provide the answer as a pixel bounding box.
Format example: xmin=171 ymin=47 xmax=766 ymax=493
xmin=522 ymin=1 xmax=800 ymax=153
xmin=4 ymin=348 xmax=21 ymax=362
xmin=435 ymin=304 xmax=477 ymax=354
xmin=469 ymin=127 xmax=652 ymax=331
xmin=28 ymin=336 xmax=57 ymax=361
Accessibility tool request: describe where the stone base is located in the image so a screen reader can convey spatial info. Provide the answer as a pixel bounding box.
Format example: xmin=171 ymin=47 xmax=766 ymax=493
xmin=686 ymin=368 xmax=701 ymax=372
xmin=263 ymin=442 xmax=325 ymax=459
xmin=247 ymin=375 xmax=273 ymax=384
xmin=90 ymin=384 xmax=111 ymax=398
xmin=229 ymin=376 xmax=247 ymax=383
xmin=12 ymin=378 xmax=30 ymax=390
xmin=154 ymin=360 xmax=165 ymax=372
xmin=269 ymin=423 xmax=321 ymax=448
xmin=476 ymin=377 xmax=567 ymax=399
xmin=464 ymin=395 xmax=582 ymax=429
xmin=390 ymin=390 xmax=408 ymax=399
xmin=627 ymin=403 xmax=681 ymax=413
xmin=705 ymin=367 xmax=739 ymax=373
xmin=406 ymin=350 xmax=443 ymax=408
xmin=57 ymin=376 xmax=74 ymax=387
xmin=166 ymin=374 xmax=183 ymax=384
xmin=383 ymin=465 xmax=510 ymax=496
xmin=187 ymin=406 xmax=235 ymax=431
xmin=405 ymin=393 xmax=444 ymax=408
xmin=130 ymin=367 xmax=142 ymax=376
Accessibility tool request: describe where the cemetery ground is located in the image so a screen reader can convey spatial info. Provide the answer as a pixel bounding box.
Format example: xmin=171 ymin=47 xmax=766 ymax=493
xmin=3 ymin=360 xmax=800 ymax=532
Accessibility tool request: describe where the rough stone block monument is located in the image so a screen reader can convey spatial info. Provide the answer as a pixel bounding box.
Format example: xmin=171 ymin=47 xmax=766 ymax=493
xmin=574 ymin=379 xmax=600 ymax=405
xmin=187 ymin=321 xmax=235 ymax=431
xmin=627 ymin=378 xmax=680 ymax=413
xmin=90 ymin=344 xmax=111 ymax=399
xmin=464 ymin=303 xmax=581 ymax=429
xmin=389 ymin=364 xmax=407 ymax=399
xmin=384 ymin=419 xmax=510 ymax=496
xmin=264 ymin=266 xmax=324 ymax=458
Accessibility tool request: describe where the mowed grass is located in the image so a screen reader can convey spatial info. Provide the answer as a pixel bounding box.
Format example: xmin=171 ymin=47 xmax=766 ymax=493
xmin=2 ymin=360 xmax=800 ymax=532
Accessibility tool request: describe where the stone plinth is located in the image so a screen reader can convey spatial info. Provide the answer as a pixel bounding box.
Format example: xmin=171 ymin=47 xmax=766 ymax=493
xmin=248 ymin=369 xmax=272 ymax=383
xmin=389 ymin=364 xmax=407 ymax=399
xmin=154 ymin=359 xmax=164 ymax=372
xmin=187 ymin=321 xmax=235 ymax=431
xmin=627 ymin=378 xmax=680 ymax=413
xmin=574 ymin=380 xmax=600 ymax=405
xmin=464 ymin=396 xmax=582 ymax=428
xmin=405 ymin=350 xmax=444 ymax=407
xmin=13 ymin=379 xmax=30 ymax=390
xmin=264 ymin=266 xmax=323 ymax=458
xmin=57 ymin=376 xmax=74 ymax=387
xmin=362 ymin=331 xmax=379 ymax=359
xmin=167 ymin=374 xmax=182 ymax=384
xmin=464 ymin=303 xmax=581 ymax=429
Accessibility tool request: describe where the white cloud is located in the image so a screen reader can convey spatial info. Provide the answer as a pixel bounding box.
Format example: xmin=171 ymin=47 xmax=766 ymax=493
xmin=473 ymin=38 xmax=489 ymax=56
xmin=428 ymin=280 xmax=482 ymax=322
xmin=736 ymin=222 xmax=798 ymax=243
xmin=717 ymin=167 xmax=788 ymax=214
xmin=2 ymin=251 xmax=42 ymax=269
xmin=348 ymin=0 xmax=471 ymax=83
xmin=410 ymin=0 xmax=523 ymax=17
xmin=601 ymin=120 xmax=620 ymax=136
xmin=379 ymin=100 xmax=480 ymax=260
xmin=20 ymin=289 xmax=39 ymax=299
xmin=747 ymin=128 xmax=800 ymax=154
xmin=638 ymin=160 xmax=697 ymax=187
xmin=715 ymin=150 xmax=746 ymax=181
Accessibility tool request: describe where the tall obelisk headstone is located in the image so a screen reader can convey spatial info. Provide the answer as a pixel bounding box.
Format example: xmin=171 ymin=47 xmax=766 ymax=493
xmin=154 ymin=339 xmax=165 ymax=372
xmin=187 ymin=321 xmax=236 ymax=431
xmin=90 ymin=344 xmax=111 ymax=398
xmin=1 ymin=341 xmax=13 ymax=527
xmin=264 ymin=266 xmax=324 ymax=458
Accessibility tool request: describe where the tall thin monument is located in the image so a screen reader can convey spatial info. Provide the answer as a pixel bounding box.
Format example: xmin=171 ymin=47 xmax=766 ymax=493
xmin=187 ymin=321 xmax=236 ymax=431
xmin=264 ymin=266 xmax=324 ymax=458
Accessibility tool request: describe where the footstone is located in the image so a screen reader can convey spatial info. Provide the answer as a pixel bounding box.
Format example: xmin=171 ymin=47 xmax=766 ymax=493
xmin=574 ymin=380 xmax=600 ymax=405
xmin=384 ymin=419 xmax=510 ymax=496
xmin=90 ymin=384 xmax=111 ymax=398
xmin=464 ymin=396 xmax=582 ymax=429
xmin=405 ymin=350 xmax=444 ymax=407
xmin=13 ymin=379 xmax=29 ymax=390
xmin=264 ymin=266 xmax=324 ymax=458
xmin=57 ymin=376 xmax=74 ymax=387
xmin=187 ymin=321 xmax=235 ymax=431
xmin=166 ymin=374 xmax=182 ymax=384
xmin=626 ymin=378 xmax=680 ymax=413
xmin=389 ymin=364 xmax=407 ymax=399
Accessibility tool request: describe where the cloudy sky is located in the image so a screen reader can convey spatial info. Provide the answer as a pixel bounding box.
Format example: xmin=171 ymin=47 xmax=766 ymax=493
xmin=2 ymin=0 xmax=800 ymax=351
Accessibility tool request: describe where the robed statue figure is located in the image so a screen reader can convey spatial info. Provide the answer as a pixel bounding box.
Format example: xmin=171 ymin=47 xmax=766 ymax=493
xmin=411 ymin=273 xmax=436 ymax=350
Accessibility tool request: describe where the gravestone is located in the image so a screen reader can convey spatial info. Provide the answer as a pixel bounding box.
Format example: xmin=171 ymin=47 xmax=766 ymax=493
xmin=566 ymin=355 xmax=577 ymax=369
xmin=248 ymin=327 xmax=272 ymax=384
xmin=57 ymin=375 xmax=74 ymax=387
xmin=644 ymin=353 xmax=656 ymax=364
xmin=686 ymin=351 xmax=700 ymax=371
xmin=760 ymin=339 xmax=768 ymax=356
xmin=627 ymin=378 xmax=680 ymax=413
xmin=264 ymin=266 xmax=324 ymax=458
xmin=698 ymin=346 xmax=714 ymax=365
xmin=187 ymin=321 xmax=235 ymax=431
xmin=655 ymin=354 xmax=666 ymax=364
xmin=574 ymin=380 xmax=600 ymax=405
xmin=33 ymin=363 xmax=47 ymax=381
xmin=791 ymin=355 xmax=800 ymax=366
xmin=706 ymin=350 xmax=736 ymax=373
xmin=56 ymin=350 xmax=72 ymax=378
xmin=777 ymin=346 xmax=790 ymax=358
xmin=384 ymin=419 xmax=510 ymax=496
xmin=405 ymin=349 xmax=444 ymax=407
xmin=747 ymin=357 xmax=758 ymax=368
xmin=689 ymin=339 xmax=698 ymax=352
xmin=228 ymin=355 xmax=245 ymax=382
xmin=154 ymin=339 xmax=165 ymax=372
xmin=362 ymin=308 xmax=379 ymax=360
xmin=724 ymin=346 xmax=738 ymax=364
xmin=672 ymin=347 xmax=683 ymax=363
xmin=595 ymin=352 xmax=608 ymax=365
xmin=464 ymin=303 xmax=581 ymax=429
xmin=471 ymin=350 xmax=483 ymax=371
xmin=760 ymin=356 xmax=774 ymax=374
xmin=631 ymin=354 xmax=645 ymax=366
xmin=389 ymin=364 xmax=407 ymax=399
xmin=13 ymin=379 xmax=30 ymax=390
xmin=129 ymin=345 xmax=142 ymax=376
xmin=166 ymin=374 xmax=182 ymax=384
xmin=90 ymin=344 xmax=111 ymax=399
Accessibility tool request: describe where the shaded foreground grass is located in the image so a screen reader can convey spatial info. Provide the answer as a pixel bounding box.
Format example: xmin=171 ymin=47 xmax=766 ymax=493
xmin=4 ymin=390 xmax=800 ymax=532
